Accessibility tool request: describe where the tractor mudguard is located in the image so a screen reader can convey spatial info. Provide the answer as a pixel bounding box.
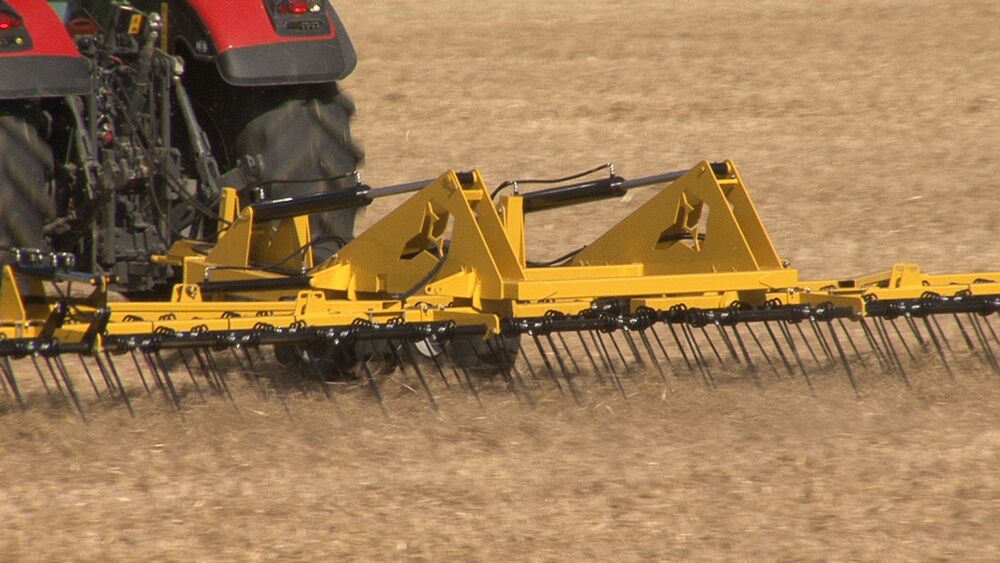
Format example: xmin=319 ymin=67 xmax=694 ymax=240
xmin=0 ymin=0 xmax=89 ymax=99
xmin=172 ymin=0 xmax=356 ymax=87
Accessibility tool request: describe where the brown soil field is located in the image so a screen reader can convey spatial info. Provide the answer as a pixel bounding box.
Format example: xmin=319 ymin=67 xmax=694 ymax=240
xmin=3 ymin=0 xmax=1000 ymax=560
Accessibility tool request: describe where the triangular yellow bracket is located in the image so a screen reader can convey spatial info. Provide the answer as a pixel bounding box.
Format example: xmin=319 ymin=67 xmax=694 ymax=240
xmin=323 ymin=171 xmax=524 ymax=300
xmin=570 ymin=160 xmax=785 ymax=275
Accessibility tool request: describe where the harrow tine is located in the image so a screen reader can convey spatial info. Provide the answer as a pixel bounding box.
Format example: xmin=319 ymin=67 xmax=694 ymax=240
xmin=744 ymin=323 xmax=780 ymax=379
xmin=698 ymin=325 xmax=725 ymax=365
xmin=837 ymin=319 xmax=868 ymax=370
xmin=591 ymin=331 xmax=627 ymax=399
xmin=128 ymin=350 xmax=154 ymax=397
xmin=809 ymin=318 xmax=836 ymax=363
xmin=530 ymin=333 xmax=565 ymax=396
xmin=95 ymin=353 xmax=135 ymax=417
xmin=764 ymin=321 xmax=796 ymax=377
xmin=555 ymin=332 xmax=584 ymax=376
xmin=665 ymin=324 xmax=695 ymax=372
xmin=424 ymin=342 xmax=453 ymax=389
xmin=952 ymin=313 xmax=976 ymax=352
xmin=931 ymin=316 xmax=955 ymax=354
xmin=715 ymin=322 xmax=742 ymax=365
xmin=576 ymin=331 xmax=605 ymax=384
xmin=0 ymin=357 xmax=25 ymax=411
xmin=30 ymin=355 xmax=57 ymax=400
xmin=874 ymin=318 xmax=912 ymax=388
xmin=778 ymin=321 xmax=815 ymax=395
xmin=888 ymin=318 xmax=916 ymax=362
xmin=485 ymin=338 xmax=527 ymax=404
xmin=177 ymin=349 xmax=212 ymax=400
xmin=620 ymin=330 xmax=646 ymax=369
xmin=517 ymin=342 xmax=543 ymax=388
xmin=75 ymin=354 xmax=102 ymax=399
xmin=606 ymin=331 xmax=633 ymax=374
xmin=359 ymin=359 xmax=389 ymax=417
xmin=793 ymin=322 xmax=822 ymax=365
xmin=648 ymin=326 xmax=677 ymax=371
xmin=48 ymin=355 xmax=87 ymax=422
xmin=443 ymin=344 xmax=482 ymax=410
xmin=921 ymin=316 xmax=957 ymax=382
xmin=398 ymin=341 xmax=438 ymax=411
xmin=823 ymin=321 xmax=860 ymax=397
xmin=968 ymin=314 xmax=1000 ymax=374
xmin=729 ymin=325 xmax=761 ymax=391
xmin=683 ymin=325 xmax=715 ymax=387
xmin=637 ymin=328 xmax=668 ymax=385
xmin=858 ymin=318 xmax=889 ymax=371
xmin=198 ymin=348 xmax=238 ymax=407
xmin=149 ymin=351 xmax=183 ymax=411
xmin=544 ymin=333 xmax=582 ymax=404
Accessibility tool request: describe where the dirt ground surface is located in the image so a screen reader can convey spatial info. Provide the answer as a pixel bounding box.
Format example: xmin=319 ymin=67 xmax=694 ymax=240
xmin=3 ymin=0 xmax=1000 ymax=560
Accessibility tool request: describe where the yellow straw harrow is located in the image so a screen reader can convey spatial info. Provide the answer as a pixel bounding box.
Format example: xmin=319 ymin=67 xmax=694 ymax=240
xmin=2 ymin=160 xmax=998 ymax=419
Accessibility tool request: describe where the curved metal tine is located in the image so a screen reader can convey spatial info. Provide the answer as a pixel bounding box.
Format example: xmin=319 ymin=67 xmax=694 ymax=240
xmin=171 ymin=349 xmax=206 ymax=402
xmin=575 ymin=331 xmax=605 ymax=384
xmin=904 ymin=316 xmax=927 ymax=351
xmin=0 ymin=357 xmax=26 ymax=411
xmin=931 ymin=316 xmax=955 ymax=354
xmin=793 ymin=322 xmax=822 ymax=366
xmin=714 ymin=322 xmax=742 ymax=365
xmin=698 ymin=325 xmax=725 ymax=365
xmin=778 ymin=321 xmax=815 ymax=395
xmin=968 ymin=314 xmax=1000 ymax=374
xmin=531 ymin=333 xmax=565 ymax=395
xmin=587 ymin=331 xmax=614 ymax=375
xmin=486 ymin=337 xmax=528 ymax=405
xmin=888 ymin=318 xmax=916 ymax=362
xmin=545 ymin=333 xmax=582 ymax=404
xmin=986 ymin=315 xmax=1000 ymax=352
xmin=836 ymin=319 xmax=868 ymax=370
xmin=93 ymin=352 xmax=134 ymax=416
xmin=555 ymin=332 xmax=583 ymax=375
xmin=647 ymin=325 xmax=676 ymax=369
xmin=30 ymin=355 xmax=57 ymax=400
xmin=921 ymin=316 xmax=956 ymax=382
xmin=665 ymin=323 xmax=695 ymax=372
xmin=128 ymin=350 xmax=156 ymax=397
xmin=637 ymin=329 xmax=668 ymax=385
xmin=360 ymin=359 xmax=389 ymax=417
xmin=87 ymin=352 xmax=118 ymax=396
xmin=875 ymin=318 xmax=912 ymax=388
xmin=198 ymin=349 xmax=238 ymax=406
xmin=183 ymin=348 xmax=220 ymax=396
xmin=620 ymin=330 xmax=646 ymax=369
xmin=149 ymin=351 xmax=183 ymax=411
xmin=48 ymin=355 xmax=87 ymax=422
xmin=0 ymin=369 xmax=10 ymax=404
xmin=952 ymin=313 xmax=977 ymax=352
xmin=101 ymin=350 xmax=137 ymax=414
xmin=809 ymin=318 xmax=836 ymax=363
xmin=423 ymin=340 xmax=452 ymax=389
xmin=400 ymin=341 xmax=438 ymax=411
xmin=443 ymin=341 xmax=482 ymax=410
xmin=606 ymin=331 xmax=634 ymax=375
xmin=239 ymin=346 xmax=272 ymax=400
xmin=517 ymin=341 xmax=543 ymax=388
xmin=73 ymin=354 xmax=102 ymax=399
xmin=763 ymin=321 xmax=796 ymax=377
xmin=858 ymin=318 xmax=889 ymax=371
xmin=592 ymin=331 xmax=627 ymax=399
xmin=683 ymin=325 xmax=715 ymax=387
xmin=744 ymin=323 xmax=781 ymax=379
xmin=825 ymin=321 xmax=860 ymax=398
xmin=729 ymin=325 xmax=761 ymax=391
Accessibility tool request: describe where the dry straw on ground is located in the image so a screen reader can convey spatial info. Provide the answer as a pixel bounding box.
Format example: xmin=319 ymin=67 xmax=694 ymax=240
xmin=2 ymin=0 xmax=1000 ymax=560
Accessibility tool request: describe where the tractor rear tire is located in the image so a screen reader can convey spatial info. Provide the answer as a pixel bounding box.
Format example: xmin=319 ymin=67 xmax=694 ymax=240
xmin=0 ymin=107 xmax=55 ymax=265
xmin=230 ymin=84 xmax=364 ymax=262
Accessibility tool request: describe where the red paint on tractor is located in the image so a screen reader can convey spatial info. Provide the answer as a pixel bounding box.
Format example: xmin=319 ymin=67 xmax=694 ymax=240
xmin=186 ymin=0 xmax=335 ymax=53
xmin=0 ymin=0 xmax=79 ymax=57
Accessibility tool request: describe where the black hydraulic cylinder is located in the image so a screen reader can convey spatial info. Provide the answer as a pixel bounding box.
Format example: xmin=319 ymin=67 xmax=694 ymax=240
xmin=250 ymin=185 xmax=373 ymax=222
xmin=200 ymin=276 xmax=313 ymax=294
xmin=521 ymin=177 xmax=627 ymax=213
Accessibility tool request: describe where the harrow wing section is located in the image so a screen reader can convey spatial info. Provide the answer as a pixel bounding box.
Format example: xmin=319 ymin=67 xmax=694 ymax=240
xmin=1 ymin=160 xmax=998 ymax=418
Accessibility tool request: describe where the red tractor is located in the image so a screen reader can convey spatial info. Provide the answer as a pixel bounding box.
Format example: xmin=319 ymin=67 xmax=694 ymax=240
xmin=0 ymin=0 xmax=363 ymax=292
